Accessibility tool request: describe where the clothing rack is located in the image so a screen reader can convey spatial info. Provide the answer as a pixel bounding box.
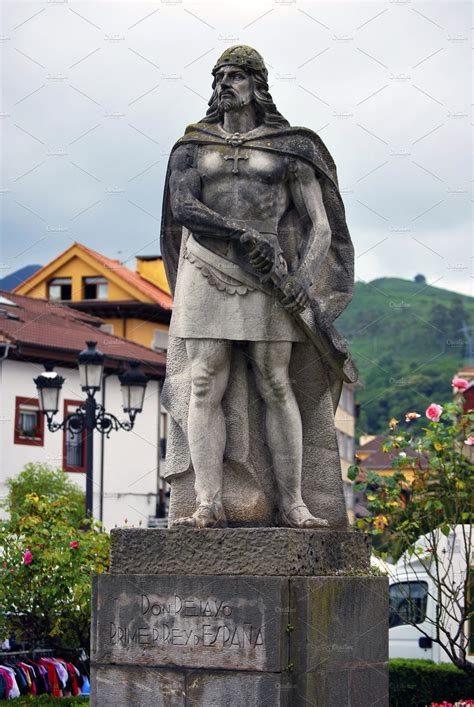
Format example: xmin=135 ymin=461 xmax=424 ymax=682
xmin=0 ymin=650 xmax=53 ymax=657
xmin=0 ymin=649 xmax=89 ymax=700
xmin=0 ymin=648 xmax=88 ymax=673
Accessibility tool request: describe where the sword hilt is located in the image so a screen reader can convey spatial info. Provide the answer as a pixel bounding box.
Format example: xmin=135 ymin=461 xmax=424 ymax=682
xmin=241 ymin=232 xmax=288 ymax=289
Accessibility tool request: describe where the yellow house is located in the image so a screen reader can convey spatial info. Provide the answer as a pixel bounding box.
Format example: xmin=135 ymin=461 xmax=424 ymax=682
xmin=14 ymin=243 xmax=172 ymax=351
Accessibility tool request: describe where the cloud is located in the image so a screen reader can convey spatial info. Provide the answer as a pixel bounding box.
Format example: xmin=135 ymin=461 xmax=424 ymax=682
xmin=1 ymin=0 xmax=471 ymax=297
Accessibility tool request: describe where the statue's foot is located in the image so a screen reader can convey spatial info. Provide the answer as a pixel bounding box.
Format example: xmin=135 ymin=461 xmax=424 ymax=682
xmin=280 ymin=503 xmax=329 ymax=529
xmin=171 ymin=504 xmax=227 ymax=529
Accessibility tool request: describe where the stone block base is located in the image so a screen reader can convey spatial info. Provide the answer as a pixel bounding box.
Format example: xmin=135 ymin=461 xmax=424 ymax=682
xmin=110 ymin=527 xmax=371 ymax=576
xmin=92 ymin=531 xmax=388 ymax=707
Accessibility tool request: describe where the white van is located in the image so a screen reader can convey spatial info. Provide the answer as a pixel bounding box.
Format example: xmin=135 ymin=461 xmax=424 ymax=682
xmin=379 ymin=526 xmax=474 ymax=664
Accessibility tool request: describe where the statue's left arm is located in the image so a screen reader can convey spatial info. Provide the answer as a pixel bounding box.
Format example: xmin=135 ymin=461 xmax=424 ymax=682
xmin=279 ymin=159 xmax=331 ymax=314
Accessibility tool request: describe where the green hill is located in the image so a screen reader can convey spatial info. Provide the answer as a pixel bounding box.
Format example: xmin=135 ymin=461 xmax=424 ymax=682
xmin=337 ymin=277 xmax=473 ymax=434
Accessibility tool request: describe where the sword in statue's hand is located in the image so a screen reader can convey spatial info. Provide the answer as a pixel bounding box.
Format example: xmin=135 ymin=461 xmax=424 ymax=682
xmin=240 ymin=230 xmax=308 ymax=314
xmin=240 ymin=229 xmax=347 ymax=379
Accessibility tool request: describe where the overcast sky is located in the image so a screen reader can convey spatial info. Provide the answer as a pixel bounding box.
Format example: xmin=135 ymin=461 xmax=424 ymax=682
xmin=1 ymin=0 xmax=472 ymax=296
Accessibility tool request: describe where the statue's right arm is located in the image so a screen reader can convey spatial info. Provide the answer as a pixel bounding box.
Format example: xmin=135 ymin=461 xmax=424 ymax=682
xmin=169 ymin=145 xmax=244 ymax=239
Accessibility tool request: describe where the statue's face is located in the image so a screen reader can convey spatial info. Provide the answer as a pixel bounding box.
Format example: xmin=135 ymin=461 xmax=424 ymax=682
xmin=214 ymin=65 xmax=253 ymax=113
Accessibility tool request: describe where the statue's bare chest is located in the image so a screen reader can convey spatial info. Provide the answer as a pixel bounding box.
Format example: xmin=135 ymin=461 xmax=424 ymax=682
xmin=197 ymin=144 xmax=288 ymax=185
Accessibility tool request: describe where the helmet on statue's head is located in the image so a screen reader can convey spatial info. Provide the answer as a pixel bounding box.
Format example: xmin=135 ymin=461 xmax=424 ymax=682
xmin=212 ymin=46 xmax=267 ymax=81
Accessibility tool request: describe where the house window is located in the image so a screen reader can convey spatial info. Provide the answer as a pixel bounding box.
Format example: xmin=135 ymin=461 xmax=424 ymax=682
xmin=14 ymin=397 xmax=44 ymax=446
xmin=337 ymin=430 xmax=355 ymax=463
xmin=83 ymin=277 xmax=108 ymax=300
xmin=160 ymin=411 xmax=168 ymax=459
xmin=339 ymin=385 xmax=353 ymax=414
xmin=63 ymin=400 xmax=86 ymax=472
xmin=343 ymin=481 xmax=354 ymax=511
xmin=48 ymin=278 xmax=72 ymax=301
xmin=153 ymin=329 xmax=169 ymax=351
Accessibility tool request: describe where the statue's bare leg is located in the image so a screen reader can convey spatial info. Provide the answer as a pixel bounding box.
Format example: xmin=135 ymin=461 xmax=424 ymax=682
xmin=249 ymin=341 xmax=329 ymax=529
xmin=172 ymin=338 xmax=231 ymax=528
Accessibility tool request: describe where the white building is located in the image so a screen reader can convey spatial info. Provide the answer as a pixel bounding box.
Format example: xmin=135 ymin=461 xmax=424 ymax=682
xmin=0 ymin=291 xmax=167 ymax=530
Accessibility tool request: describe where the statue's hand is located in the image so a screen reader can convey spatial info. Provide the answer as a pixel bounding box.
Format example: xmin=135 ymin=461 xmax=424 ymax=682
xmin=241 ymin=230 xmax=281 ymax=273
xmin=280 ymin=273 xmax=310 ymax=314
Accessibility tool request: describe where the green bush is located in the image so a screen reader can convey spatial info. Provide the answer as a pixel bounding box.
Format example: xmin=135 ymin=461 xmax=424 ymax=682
xmin=390 ymin=659 xmax=474 ymax=706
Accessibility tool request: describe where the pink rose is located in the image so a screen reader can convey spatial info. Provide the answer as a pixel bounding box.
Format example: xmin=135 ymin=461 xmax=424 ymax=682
xmin=23 ymin=551 xmax=33 ymax=566
xmin=426 ymin=403 xmax=443 ymax=422
xmin=464 ymin=436 xmax=474 ymax=446
xmin=452 ymin=377 xmax=469 ymax=392
xmin=69 ymin=540 xmax=79 ymax=549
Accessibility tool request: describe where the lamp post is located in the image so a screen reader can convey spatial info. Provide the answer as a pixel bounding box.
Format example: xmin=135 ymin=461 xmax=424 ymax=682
xmin=34 ymin=341 xmax=148 ymax=518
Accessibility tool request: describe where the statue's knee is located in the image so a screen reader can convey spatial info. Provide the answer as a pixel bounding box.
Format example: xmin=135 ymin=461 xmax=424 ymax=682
xmin=192 ymin=371 xmax=212 ymax=400
xmin=259 ymin=373 xmax=290 ymax=404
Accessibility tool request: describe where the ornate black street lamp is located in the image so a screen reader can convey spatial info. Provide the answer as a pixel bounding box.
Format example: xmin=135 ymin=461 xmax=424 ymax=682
xmin=34 ymin=341 xmax=148 ymax=518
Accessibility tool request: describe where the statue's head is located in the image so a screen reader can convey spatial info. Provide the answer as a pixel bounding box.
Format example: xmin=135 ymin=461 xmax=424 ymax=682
xmin=199 ymin=45 xmax=289 ymax=129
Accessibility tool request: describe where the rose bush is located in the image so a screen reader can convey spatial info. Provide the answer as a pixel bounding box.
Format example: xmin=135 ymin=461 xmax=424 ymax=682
xmin=350 ymin=393 xmax=473 ymax=559
xmin=350 ymin=385 xmax=474 ymax=673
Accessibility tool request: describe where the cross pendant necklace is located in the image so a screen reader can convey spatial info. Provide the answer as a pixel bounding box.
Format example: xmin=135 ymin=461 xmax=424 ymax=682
xmin=223 ymin=133 xmax=249 ymax=175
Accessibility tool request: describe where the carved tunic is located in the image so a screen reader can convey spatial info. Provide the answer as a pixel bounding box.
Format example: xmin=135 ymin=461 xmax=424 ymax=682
xmin=169 ymin=233 xmax=306 ymax=341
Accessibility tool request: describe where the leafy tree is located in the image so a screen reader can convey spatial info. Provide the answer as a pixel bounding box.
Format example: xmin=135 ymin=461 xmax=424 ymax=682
xmin=0 ymin=465 xmax=109 ymax=650
xmin=350 ymin=399 xmax=474 ymax=674
xmin=414 ymin=274 xmax=426 ymax=284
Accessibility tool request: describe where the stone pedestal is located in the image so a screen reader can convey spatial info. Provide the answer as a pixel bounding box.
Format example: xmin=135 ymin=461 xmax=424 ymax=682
xmin=91 ymin=529 xmax=388 ymax=706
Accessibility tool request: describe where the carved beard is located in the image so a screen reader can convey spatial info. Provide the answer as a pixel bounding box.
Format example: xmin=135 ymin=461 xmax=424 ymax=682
xmin=218 ymin=91 xmax=252 ymax=114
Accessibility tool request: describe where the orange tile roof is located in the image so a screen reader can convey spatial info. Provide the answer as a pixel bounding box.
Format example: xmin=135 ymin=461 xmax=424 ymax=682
xmin=360 ymin=446 xmax=428 ymax=470
xmin=356 ymin=434 xmax=428 ymax=470
xmin=0 ymin=290 xmax=166 ymax=374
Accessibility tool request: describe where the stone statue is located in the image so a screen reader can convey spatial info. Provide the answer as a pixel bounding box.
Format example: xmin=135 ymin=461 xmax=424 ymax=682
xmin=161 ymin=45 xmax=358 ymax=530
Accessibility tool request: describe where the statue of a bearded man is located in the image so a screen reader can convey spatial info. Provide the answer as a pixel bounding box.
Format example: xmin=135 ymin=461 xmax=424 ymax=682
xmin=161 ymin=45 xmax=358 ymax=530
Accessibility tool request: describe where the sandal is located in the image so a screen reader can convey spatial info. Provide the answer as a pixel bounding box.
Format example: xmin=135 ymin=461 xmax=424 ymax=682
xmin=172 ymin=504 xmax=228 ymax=528
xmin=280 ymin=503 xmax=329 ymax=529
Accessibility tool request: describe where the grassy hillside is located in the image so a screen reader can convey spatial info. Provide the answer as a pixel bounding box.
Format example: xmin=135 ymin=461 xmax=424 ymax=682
xmin=337 ymin=277 xmax=473 ymax=434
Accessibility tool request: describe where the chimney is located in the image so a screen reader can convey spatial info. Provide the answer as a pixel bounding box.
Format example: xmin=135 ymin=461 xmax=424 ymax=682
xmin=136 ymin=256 xmax=171 ymax=295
